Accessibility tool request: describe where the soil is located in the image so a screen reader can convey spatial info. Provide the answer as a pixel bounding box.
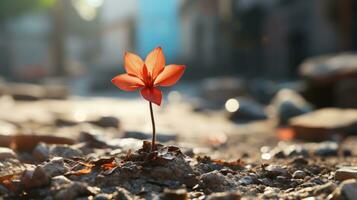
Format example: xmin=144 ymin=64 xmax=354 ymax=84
xmin=0 ymin=98 xmax=356 ymax=200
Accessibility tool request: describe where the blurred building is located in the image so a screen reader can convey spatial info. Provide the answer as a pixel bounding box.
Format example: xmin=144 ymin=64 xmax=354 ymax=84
xmin=0 ymin=0 xmax=356 ymax=83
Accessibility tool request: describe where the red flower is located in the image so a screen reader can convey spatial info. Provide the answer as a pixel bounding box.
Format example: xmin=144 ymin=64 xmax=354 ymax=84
xmin=111 ymin=47 xmax=185 ymax=106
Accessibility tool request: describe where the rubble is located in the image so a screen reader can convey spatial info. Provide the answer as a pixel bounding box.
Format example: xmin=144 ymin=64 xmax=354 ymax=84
xmin=335 ymin=167 xmax=357 ymax=181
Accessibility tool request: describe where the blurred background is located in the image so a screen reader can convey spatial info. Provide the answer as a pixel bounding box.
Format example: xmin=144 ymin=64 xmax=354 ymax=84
xmin=0 ymin=0 xmax=357 ymax=164
xmin=1 ymin=0 xmax=357 ymax=114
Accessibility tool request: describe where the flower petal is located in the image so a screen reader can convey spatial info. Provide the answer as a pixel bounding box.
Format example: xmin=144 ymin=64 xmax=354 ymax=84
xmin=140 ymin=87 xmax=162 ymax=106
xmin=124 ymin=52 xmax=144 ymax=78
xmin=111 ymin=74 xmax=144 ymax=91
xmin=154 ymin=65 xmax=185 ymax=87
xmin=145 ymin=47 xmax=165 ymax=79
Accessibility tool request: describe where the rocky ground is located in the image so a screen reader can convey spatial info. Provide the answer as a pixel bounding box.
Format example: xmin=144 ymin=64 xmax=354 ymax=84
xmin=0 ymin=95 xmax=356 ymax=200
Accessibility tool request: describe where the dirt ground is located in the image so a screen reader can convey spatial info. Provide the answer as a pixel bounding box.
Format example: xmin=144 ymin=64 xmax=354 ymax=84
xmin=0 ymin=97 xmax=356 ymax=200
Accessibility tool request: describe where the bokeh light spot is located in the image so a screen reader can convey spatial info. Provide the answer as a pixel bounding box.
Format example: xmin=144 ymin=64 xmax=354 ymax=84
xmin=225 ymin=98 xmax=239 ymax=112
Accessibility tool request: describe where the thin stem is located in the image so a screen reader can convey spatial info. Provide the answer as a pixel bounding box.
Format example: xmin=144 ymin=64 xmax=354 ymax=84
xmin=149 ymin=102 xmax=156 ymax=152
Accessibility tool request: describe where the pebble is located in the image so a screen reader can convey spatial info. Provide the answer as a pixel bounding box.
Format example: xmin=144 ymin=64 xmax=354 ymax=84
xmin=313 ymin=142 xmax=338 ymax=157
xmin=32 ymin=142 xmax=50 ymax=161
xmin=335 ymin=167 xmax=357 ymax=181
xmin=330 ymin=179 xmax=357 ymax=200
xmin=206 ymin=191 xmax=241 ymax=200
xmin=161 ymin=188 xmax=187 ymax=200
xmin=89 ymin=116 xmax=120 ymax=128
xmin=0 ymin=147 xmax=16 ymax=160
xmin=200 ymin=171 xmax=229 ymax=192
xmin=94 ymin=193 xmax=113 ymax=200
xmin=49 ymin=145 xmax=83 ymax=158
xmin=239 ymin=176 xmax=254 ymax=185
xmin=265 ymin=165 xmax=289 ymax=178
xmin=41 ymin=157 xmax=69 ymax=177
xmin=291 ymin=157 xmax=309 ymax=165
xmin=293 ymin=170 xmax=306 ymax=179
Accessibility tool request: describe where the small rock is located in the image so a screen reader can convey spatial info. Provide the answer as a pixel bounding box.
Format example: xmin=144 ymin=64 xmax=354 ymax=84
xmin=206 ymin=191 xmax=241 ymax=200
xmin=265 ymin=165 xmax=289 ymax=178
xmin=0 ymin=147 xmax=16 ymax=160
xmin=313 ymin=142 xmax=338 ymax=157
xmin=113 ymin=187 xmax=132 ymax=200
xmin=291 ymin=157 xmax=309 ymax=165
xmin=21 ymin=166 xmax=50 ymax=189
xmin=228 ymin=97 xmax=267 ymax=123
xmin=335 ymin=167 xmax=357 ymax=181
xmin=94 ymin=193 xmax=113 ymax=200
xmin=88 ymin=116 xmax=120 ymax=129
xmin=313 ymin=182 xmax=336 ymax=195
xmin=293 ymin=170 xmax=306 ymax=179
xmin=51 ymin=175 xmax=72 ymax=187
xmin=79 ymin=131 xmax=108 ymax=148
xmin=54 ymin=181 xmax=96 ymax=200
xmin=268 ymin=89 xmax=312 ymax=125
xmin=161 ymin=188 xmax=187 ymax=200
xmin=41 ymin=157 xmax=69 ymax=177
xmin=269 ymin=143 xmax=309 ymax=159
xmin=239 ymin=176 xmax=254 ymax=185
xmin=32 ymin=142 xmax=50 ymax=161
xmin=49 ymin=145 xmax=83 ymax=158
xmin=330 ymin=179 xmax=357 ymax=200
xmin=289 ymin=108 xmax=357 ymax=141
xmin=200 ymin=171 xmax=229 ymax=192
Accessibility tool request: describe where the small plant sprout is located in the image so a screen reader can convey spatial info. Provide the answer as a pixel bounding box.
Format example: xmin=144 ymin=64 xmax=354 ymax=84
xmin=111 ymin=47 xmax=186 ymax=152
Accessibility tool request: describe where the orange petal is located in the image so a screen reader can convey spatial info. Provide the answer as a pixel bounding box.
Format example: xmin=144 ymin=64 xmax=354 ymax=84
xmin=140 ymin=87 xmax=162 ymax=106
xmin=154 ymin=65 xmax=185 ymax=87
xmin=111 ymin=74 xmax=144 ymax=91
xmin=145 ymin=47 xmax=165 ymax=79
xmin=124 ymin=52 xmax=144 ymax=78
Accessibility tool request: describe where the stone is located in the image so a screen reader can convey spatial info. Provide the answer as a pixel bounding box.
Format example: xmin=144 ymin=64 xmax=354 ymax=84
xmin=300 ymin=53 xmax=357 ymax=107
xmin=79 ymin=130 xmax=108 ymax=148
xmin=293 ymin=170 xmax=306 ymax=179
xmin=161 ymin=188 xmax=188 ymax=200
xmin=335 ymin=167 xmax=357 ymax=181
xmin=88 ymin=116 xmax=120 ymax=129
xmin=268 ymin=89 xmax=312 ymax=125
xmin=291 ymin=157 xmax=309 ymax=165
xmin=0 ymin=159 xmax=26 ymax=181
xmin=289 ymin=108 xmax=357 ymax=141
xmin=41 ymin=157 xmax=69 ymax=177
xmin=0 ymin=147 xmax=16 ymax=160
xmin=9 ymin=83 xmax=46 ymax=101
xmin=53 ymin=181 xmax=95 ymax=200
xmin=51 ymin=175 xmax=72 ymax=187
xmin=269 ymin=143 xmax=309 ymax=159
xmin=265 ymin=165 xmax=290 ymax=178
xmin=228 ymin=97 xmax=267 ymax=123
xmin=49 ymin=144 xmax=83 ymax=158
xmin=312 ymin=142 xmax=338 ymax=157
xmin=94 ymin=193 xmax=113 ymax=200
xmin=330 ymin=179 xmax=357 ymax=200
xmin=32 ymin=142 xmax=50 ymax=161
xmin=206 ymin=191 xmax=241 ymax=200
xmin=300 ymin=53 xmax=357 ymax=80
xmin=200 ymin=171 xmax=231 ymax=192
xmin=239 ymin=176 xmax=254 ymax=185
xmin=21 ymin=166 xmax=50 ymax=189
